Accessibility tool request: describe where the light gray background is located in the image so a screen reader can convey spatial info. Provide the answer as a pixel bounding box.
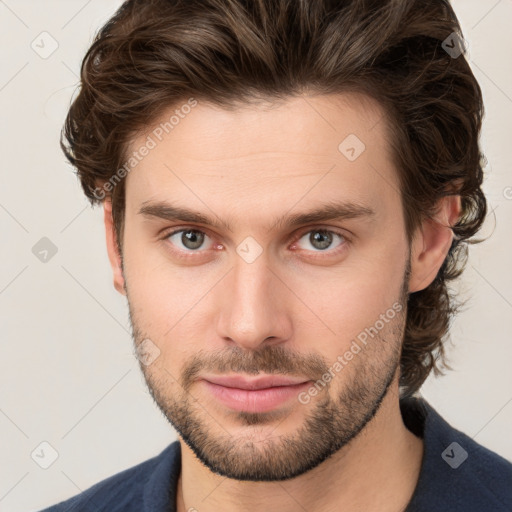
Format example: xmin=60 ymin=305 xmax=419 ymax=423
xmin=1 ymin=1 xmax=511 ymax=511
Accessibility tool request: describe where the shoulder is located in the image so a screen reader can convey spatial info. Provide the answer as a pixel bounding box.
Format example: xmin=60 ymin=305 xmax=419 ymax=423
xmin=403 ymin=397 xmax=512 ymax=512
xmin=35 ymin=442 xmax=180 ymax=512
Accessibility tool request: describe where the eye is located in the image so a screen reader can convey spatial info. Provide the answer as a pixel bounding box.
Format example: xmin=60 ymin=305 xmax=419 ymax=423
xmin=165 ymin=229 xmax=214 ymax=252
xmin=161 ymin=226 xmax=349 ymax=259
xmin=293 ymin=228 xmax=348 ymax=253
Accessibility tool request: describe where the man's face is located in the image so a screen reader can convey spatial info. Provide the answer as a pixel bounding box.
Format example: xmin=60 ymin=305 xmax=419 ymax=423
xmin=120 ymin=94 xmax=411 ymax=481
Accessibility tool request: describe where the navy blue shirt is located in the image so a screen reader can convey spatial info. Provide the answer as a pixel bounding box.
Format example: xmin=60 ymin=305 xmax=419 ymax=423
xmin=37 ymin=397 xmax=512 ymax=511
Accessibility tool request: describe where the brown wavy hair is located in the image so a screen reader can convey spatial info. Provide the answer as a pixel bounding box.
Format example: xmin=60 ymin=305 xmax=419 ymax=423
xmin=62 ymin=0 xmax=488 ymax=398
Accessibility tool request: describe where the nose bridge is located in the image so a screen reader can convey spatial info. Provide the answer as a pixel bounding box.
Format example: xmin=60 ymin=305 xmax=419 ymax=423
xmin=217 ymin=250 xmax=288 ymax=349
xmin=234 ymin=253 xmax=271 ymax=308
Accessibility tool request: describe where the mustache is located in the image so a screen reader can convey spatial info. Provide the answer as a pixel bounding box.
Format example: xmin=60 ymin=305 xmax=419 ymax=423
xmin=181 ymin=345 xmax=329 ymax=391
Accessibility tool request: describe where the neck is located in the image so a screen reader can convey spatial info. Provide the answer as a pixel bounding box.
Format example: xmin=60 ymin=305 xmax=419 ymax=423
xmin=176 ymin=385 xmax=423 ymax=512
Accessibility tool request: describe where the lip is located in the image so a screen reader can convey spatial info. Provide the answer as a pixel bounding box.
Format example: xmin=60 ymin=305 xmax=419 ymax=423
xmin=203 ymin=374 xmax=309 ymax=390
xmin=201 ymin=374 xmax=311 ymax=413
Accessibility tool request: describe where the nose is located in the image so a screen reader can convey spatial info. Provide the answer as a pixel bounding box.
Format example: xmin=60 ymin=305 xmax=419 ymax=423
xmin=215 ymin=253 xmax=293 ymax=351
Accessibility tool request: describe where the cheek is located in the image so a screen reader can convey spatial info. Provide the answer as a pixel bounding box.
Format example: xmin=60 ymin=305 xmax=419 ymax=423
xmin=283 ymin=251 xmax=406 ymax=353
xmin=123 ymin=242 xmax=220 ymax=365
xmin=123 ymin=223 xmax=185 ymax=317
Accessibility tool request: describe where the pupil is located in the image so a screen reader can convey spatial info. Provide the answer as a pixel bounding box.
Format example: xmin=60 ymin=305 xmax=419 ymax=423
xmin=183 ymin=230 xmax=204 ymax=250
xmin=311 ymin=230 xmax=332 ymax=250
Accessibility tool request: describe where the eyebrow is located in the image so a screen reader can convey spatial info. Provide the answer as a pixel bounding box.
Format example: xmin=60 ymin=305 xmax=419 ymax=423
xmin=137 ymin=199 xmax=376 ymax=232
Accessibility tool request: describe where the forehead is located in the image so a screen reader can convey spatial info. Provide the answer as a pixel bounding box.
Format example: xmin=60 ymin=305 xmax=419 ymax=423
xmin=123 ymin=93 xmax=401 ymax=227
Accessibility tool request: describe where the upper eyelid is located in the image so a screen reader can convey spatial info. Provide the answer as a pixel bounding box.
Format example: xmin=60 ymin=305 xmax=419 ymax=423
xmin=294 ymin=226 xmax=349 ymax=238
xmin=163 ymin=225 xmax=349 ymax=237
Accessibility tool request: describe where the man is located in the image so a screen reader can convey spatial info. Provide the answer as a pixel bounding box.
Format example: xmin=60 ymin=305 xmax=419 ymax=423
xmin=40 ymin=0 xmax=512 ymax=511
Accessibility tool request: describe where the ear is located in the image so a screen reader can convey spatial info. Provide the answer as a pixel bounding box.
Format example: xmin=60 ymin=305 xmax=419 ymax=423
xmin=408 ymin=195 xmax=461 ymax=293
xmin=103 ymin=199 xmax=126 ymax=296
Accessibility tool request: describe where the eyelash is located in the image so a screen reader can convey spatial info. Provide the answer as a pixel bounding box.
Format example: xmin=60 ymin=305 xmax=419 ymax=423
xmin=160 ymin=226 xmax=351 ymax=260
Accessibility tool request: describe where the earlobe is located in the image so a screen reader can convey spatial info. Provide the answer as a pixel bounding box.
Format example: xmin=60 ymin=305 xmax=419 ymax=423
xmin=103 ymin=199 xmax=126 ymax=296
xmin=408 ymin=195 xmax=461 ymax=293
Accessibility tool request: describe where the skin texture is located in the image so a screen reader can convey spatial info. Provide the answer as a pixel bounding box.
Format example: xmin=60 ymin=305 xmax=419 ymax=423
xmin=103 ymin=93 xmax=461 ymax=512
